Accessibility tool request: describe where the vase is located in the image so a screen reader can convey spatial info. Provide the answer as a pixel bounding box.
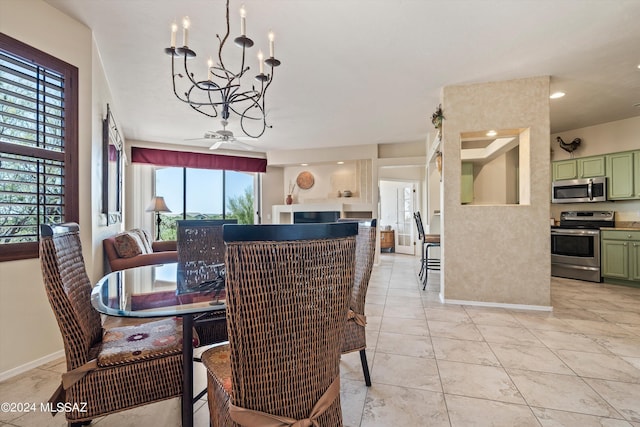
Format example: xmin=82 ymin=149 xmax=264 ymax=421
xmin=436 ymin=152 xmax=442 ymax=174
xmin=285 ymin=194 xmax=293 ymax=205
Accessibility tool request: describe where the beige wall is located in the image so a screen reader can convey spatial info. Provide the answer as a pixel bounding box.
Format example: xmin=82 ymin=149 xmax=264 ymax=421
xmin=550 ymin=116 xmax=640 ymax=223
xmin=441 ymin=76 xmax=551 ymax=308
xmin=0 ymin=0 xmax=114 ymax=376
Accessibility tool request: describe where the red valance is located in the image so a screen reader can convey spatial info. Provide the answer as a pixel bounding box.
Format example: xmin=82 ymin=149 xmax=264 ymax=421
xmin=131 ymin=147 xmax=267 ymax=173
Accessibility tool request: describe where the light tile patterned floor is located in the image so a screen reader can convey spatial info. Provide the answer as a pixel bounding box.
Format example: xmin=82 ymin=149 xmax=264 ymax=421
xmin=2 ymin=253 xmax=640 ymax=426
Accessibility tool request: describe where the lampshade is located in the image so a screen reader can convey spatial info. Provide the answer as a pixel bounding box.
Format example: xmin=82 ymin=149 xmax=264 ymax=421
xmin=145 ymin=196 xmax=171 ymax=213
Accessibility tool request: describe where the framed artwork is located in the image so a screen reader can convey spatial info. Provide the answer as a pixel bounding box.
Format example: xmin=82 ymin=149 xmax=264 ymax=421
xmin=102 ymin=104 xmax=124 ymax=225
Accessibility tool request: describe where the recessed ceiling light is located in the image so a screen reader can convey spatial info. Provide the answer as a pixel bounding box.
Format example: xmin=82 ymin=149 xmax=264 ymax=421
xmin=550 ymin=92 xmax=565 ymax=99
xmin=337 ymin=161 xmax=344 ymax=165
xmin=486 ymin=130 xmax=497 ymax=137
xmin=301 ymin=163 xmax=308 ymax=166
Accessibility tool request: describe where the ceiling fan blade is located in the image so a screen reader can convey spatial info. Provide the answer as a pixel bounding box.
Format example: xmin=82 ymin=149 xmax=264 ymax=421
xmin=209 ymin=140 xmax=224 ymax=150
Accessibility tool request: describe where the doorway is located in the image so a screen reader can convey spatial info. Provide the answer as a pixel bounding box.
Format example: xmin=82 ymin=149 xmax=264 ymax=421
xmin=379 ymin=180 xmax=416 ymax=255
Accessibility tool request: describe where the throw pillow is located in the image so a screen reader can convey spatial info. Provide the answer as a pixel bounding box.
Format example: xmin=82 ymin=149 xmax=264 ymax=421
xmin=113 ymin=232 xmax=144 ymax=258
xmin=130 ymin=228 xmax=153 ymax=254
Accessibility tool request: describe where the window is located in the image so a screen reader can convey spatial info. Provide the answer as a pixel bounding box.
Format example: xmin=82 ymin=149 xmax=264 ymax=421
xmin=0 ymin=34 xmax=78 ymax=261
xmin=154 ymin=167 xmax=256 ymax=240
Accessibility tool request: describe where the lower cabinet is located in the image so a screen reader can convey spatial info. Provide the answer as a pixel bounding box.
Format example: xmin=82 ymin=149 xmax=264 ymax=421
xmin=601 ymin=230 xmax=640 ymax=286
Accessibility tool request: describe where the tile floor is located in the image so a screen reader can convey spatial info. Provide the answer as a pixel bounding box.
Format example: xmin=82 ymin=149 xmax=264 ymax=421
xmin=2 ymin=253 xmax=640 ymax=426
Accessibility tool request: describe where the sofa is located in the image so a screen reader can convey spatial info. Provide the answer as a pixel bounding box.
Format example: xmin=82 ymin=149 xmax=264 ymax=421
xmin=103 ymin=228 xmax=177 ymax=272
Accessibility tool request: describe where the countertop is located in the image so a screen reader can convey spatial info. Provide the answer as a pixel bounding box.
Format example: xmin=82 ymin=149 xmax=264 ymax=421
xmin=601 ymin=221 xmax=640 ymax=231
xmin=601 ymin=227 xmax=640 ymax=231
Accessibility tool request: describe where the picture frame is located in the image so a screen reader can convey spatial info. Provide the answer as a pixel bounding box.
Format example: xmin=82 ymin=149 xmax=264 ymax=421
xmin=102 ymin=104 xmax=124 ymax=225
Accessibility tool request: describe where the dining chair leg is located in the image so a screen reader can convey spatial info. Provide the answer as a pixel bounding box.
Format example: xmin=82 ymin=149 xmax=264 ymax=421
xmin=418 ymin=240 xmax=425 ymax=280
xmin=359 ymin=349 xmax=371 ymax=387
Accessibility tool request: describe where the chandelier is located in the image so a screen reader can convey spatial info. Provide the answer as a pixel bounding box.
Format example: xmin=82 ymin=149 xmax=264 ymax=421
xmin=165 ymin=0 xmax=281 ymax=138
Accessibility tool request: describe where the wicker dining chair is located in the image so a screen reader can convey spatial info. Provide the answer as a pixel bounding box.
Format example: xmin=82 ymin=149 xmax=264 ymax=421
xmin=201 ymin=222 xmax=358 ymax=427
xmin=338 ymin=218 xmax=377 ymax=386
xmin=177 ymin=219 xmax=237 ymax=346
xmin=39 ymin=223 xmax=183 ymax=427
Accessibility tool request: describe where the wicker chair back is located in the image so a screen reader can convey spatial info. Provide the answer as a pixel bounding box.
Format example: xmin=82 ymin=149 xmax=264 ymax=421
xmin=220 ymin=222 xmax=357 ymax=425
xmin=177 ymin=219 xmax=237 ymax=293
xmin=40 ymin=223 xmax=103 ymax=370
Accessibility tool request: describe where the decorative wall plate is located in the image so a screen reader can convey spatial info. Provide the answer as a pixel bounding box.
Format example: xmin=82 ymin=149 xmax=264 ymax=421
xmin=296 ymin=171 xmax=314 ymax=189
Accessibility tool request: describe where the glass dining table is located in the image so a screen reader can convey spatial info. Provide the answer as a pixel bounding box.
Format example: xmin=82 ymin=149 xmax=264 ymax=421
xmin=91 ymin=263 xmax=226 ymax=427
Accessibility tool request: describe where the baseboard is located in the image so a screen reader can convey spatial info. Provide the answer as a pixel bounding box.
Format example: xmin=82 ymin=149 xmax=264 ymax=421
xmin=0 ymin=350 xmax=64 ymax=382
xmin=441 ymin=298 xmax=553 ymax=312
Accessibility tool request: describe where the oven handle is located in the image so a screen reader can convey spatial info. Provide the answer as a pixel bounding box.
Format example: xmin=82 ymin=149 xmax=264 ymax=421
xmin=551 ymin=228 xmax=600 ymax=236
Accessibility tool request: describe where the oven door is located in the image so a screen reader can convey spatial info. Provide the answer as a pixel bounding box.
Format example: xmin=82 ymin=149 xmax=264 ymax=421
xmin=550 ymin=228 xmax=600 ymax=267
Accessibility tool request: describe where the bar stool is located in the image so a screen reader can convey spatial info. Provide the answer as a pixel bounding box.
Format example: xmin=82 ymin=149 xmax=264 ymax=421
xmin=422 ymin=234 xmax=440 ymax=290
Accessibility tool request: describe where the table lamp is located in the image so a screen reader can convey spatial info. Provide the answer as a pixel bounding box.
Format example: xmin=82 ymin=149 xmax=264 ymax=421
xmin=145 ymin=196 xmax=171 ymax=240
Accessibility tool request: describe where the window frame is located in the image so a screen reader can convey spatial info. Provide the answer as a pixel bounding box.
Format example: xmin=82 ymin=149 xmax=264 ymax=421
xmin=0 ymin=33 xmax=79 ymax=261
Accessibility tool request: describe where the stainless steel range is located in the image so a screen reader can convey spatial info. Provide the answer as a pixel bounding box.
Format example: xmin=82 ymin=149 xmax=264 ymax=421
xmin=551 ymin=211 xmax=615 ymax=282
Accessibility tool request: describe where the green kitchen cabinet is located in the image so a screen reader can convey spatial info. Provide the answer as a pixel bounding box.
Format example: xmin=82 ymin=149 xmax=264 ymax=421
xmin=578 ymin=156 xmax=606 ymax=178
xmin=552 ymin=160 xmax=578 ymax=181
xmin=601 ymin=229 xmax=640 ymax=286
xmin=461 ymin=162 xmax=473 ymax=204
xmin=606 ymin=151 xmax=638 ymax=200
xmin=635 ymin=151 xmax=640 ymax=199
xmin=552 ymin=156 xmax=605 ymax=181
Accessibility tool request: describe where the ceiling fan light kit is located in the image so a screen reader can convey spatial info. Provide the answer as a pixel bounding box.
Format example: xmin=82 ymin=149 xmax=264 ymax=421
xmin=165 ymin=0 xmax=281 ymax=139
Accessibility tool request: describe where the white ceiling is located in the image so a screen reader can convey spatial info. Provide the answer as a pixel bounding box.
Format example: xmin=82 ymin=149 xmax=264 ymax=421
xmin=44 ymin=0 xmax=640 ymax=153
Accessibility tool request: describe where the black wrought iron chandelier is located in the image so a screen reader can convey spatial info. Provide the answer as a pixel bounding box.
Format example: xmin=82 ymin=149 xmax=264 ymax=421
xmin=165 ymin=0 xmax=281 ymax=138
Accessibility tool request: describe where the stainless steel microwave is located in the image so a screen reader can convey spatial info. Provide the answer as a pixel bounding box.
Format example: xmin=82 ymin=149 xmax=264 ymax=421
xmin=552 ymin=177 xmax=607 ymax=203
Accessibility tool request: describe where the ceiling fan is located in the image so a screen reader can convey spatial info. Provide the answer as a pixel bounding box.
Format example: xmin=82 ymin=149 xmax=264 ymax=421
xmin=187 ymin=120 xmax=255 ymax=151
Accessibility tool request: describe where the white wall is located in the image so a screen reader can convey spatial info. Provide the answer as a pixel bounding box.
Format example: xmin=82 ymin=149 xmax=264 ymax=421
xmin=0 ymin=0 xmax=115 ymax=376
xmin=550 ymin=116 xmax=640 ymax=223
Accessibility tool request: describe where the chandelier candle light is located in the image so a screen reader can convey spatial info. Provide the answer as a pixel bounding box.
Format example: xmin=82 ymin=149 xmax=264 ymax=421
xmin=165 ymin=0 xmax=281 ymax=138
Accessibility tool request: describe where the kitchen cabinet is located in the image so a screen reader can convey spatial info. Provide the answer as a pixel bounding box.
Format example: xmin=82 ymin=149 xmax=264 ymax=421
xmin=552 ymin=156 xmax=606 ymax=181
xmin=380 ymin=230 xmax=395 ymax=252
xmin=606 ymin=150 xmax=640 ymax=200
xmin=601 ymin=229 xmax=640 ymax=286
xmin=579 ymin=156 xmax=606 ymax=178
xmin=552 ymin=159 xmax=578 ymax=181
xmin=461 ymin=162 xmax=473 ymax=204
xmin=635 ymin=151 xmax=640 ymax=199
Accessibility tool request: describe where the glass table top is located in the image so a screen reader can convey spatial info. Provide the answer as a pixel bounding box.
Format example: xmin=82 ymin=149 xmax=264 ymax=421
xmin=91 ymin=263 xmax=226 ymax=318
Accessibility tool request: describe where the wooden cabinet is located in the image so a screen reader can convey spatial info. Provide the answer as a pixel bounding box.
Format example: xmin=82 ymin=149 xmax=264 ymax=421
xmin=606 ymin=151 xmax=639 ymax=200
xmin=552 ymin=156 xmax=606 ymax=181
xmin=380 ymin=230 xmax=395 ymax=253
xmin=601 ymin=229 xmax=640 ymax=286
xmin=461 ymin=162 xmax=474 ymax=204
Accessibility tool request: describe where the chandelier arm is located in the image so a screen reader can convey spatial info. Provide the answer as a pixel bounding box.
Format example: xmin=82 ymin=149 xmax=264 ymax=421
xmin=217 ymin=0 xmax=231 ymax=72
xmin=181 ymin=53 xmax=205 ymax=89
xmin=170 ymin=56 xmax=190 ymax=103
xmin=239 ymin=101 xmax=268 ymax=138
xmin=190 ymin=103 xmax=219 ymax=118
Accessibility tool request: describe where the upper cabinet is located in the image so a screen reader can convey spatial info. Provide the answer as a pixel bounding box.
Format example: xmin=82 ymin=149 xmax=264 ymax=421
xmin=579 ymin=156 xmax=606 ymax=178
xmin=606 ymin=150 xmax=640 ymax=200
xmin=553 ymin=159 xmax=578 ymax=181
xmin=552 ymin=150 xmax=640 ymax=201
xmin=552 ymin=156 xmax=606 ymax=181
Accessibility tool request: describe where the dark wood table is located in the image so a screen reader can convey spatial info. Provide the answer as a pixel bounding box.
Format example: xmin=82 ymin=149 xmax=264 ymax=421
xmin=91 ymin=263 xmax=225 ymax=427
